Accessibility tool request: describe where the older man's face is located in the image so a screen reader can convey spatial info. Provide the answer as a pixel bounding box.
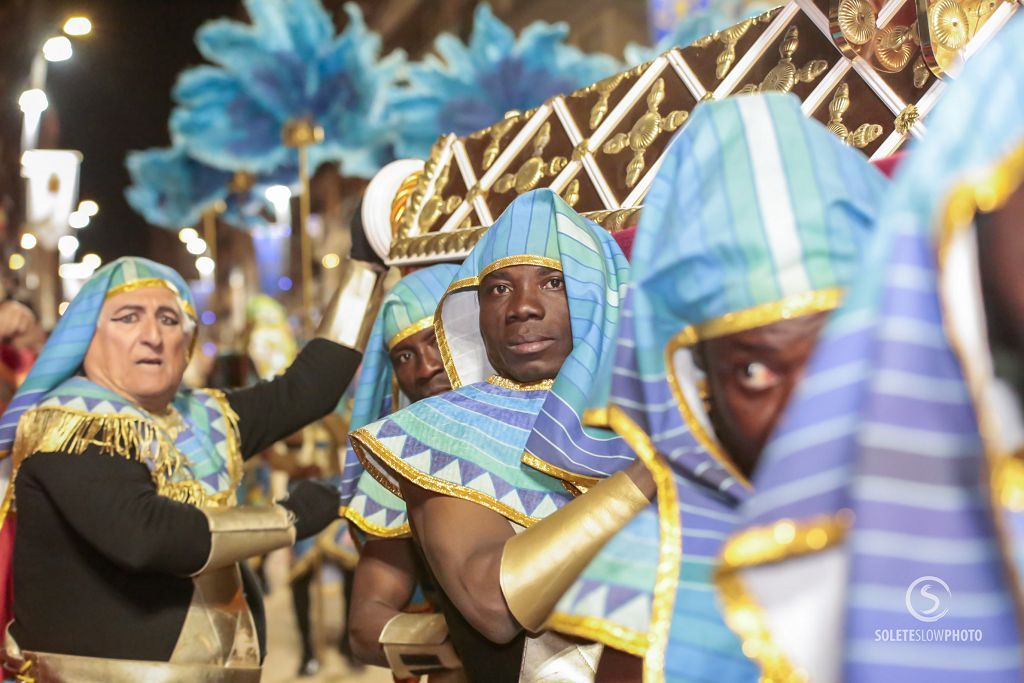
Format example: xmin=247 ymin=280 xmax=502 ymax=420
xmin=83 ymin=286 xmax=193 ymax=413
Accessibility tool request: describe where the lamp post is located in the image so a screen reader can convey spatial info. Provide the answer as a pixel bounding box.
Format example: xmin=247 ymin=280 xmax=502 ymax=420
xmin=17 ymin=16 xmax=91 ymax=327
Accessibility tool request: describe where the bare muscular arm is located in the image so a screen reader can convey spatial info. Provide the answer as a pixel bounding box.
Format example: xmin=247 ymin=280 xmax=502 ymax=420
xmin=348 ymin=538 xmax=420 ymax=666
xmin=398 ymin=458 xmax=656 ymax=645
xmin=400 ymin=480 xmax=520 ymax=644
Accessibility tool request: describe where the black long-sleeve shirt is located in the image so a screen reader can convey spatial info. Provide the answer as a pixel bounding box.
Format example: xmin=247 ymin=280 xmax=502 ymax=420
xmin=9 ymin=339 xmax=359 ymax=661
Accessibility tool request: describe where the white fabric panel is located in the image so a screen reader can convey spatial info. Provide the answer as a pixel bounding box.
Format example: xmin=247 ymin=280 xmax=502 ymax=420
xmin=741 ymin=546 xmax=847 ymax=683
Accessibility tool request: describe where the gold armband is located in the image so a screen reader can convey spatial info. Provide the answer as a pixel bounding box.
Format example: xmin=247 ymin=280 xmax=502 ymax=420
xmin=499 ymin=471 xmax=650 ymax=632
xmin=317 ymin=259 xmax=386 ymax=353
xmin=194 ymin=505 xmax=296 ymax=575
xmin=379 ymin=612 xmax=462 ymax=678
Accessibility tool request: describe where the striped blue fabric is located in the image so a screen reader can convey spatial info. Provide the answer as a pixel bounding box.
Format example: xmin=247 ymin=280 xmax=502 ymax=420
xmin=726 ymin=15 xmax=1024 ymax=680
xmin=0 ymin=257 xmax=238 ymax=525
xmin=350 ymin=189 xmax=627 ymax=526
xmin=340 ymin=264 xmax=459 ymax=537
xmin=551 ymin=94 xmax=887 ymax=680
xmin=353 ymin=381 xmax=575 ymax=524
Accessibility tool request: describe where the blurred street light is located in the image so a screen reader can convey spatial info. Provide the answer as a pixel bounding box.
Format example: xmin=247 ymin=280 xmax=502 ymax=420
xmin=20 ymin=233 xmax=37 ymax=250
xmin=179 ymin=227 xmax=198 ymax=243
xmin=18 ymin=89 xmax=48 ymax=115
xmin=42 ymin=36 xmax=73 ymax=62
xmin=196 ymin=256 xmax=215 ymax=276
xmin=57 ymin=234 xmax=79 ymax=256
xmin=186 ymin=238 xmax=208 ymax=255
xmin=63 ymin=17 xmax=92 ymax=36
xmin=68 ymin=210 xmax=89 ymax=229
xmin=78 ymin=199 xmax=99 ymax=216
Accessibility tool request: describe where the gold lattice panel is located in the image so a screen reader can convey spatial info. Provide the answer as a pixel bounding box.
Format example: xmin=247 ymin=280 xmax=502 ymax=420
xmin=387 ymin=0 xmax=1018 ymax=266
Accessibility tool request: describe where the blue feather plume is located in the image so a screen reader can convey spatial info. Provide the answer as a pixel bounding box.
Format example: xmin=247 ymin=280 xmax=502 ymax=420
xmin=125 ymin=146 xmax=296 ymax=231
xmin=170 ymin=0 xmax=403 ymax=179
xmin=391 ymin=4 xmax=620 ymax=159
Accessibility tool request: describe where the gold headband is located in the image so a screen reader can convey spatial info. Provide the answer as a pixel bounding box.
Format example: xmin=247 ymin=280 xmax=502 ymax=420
xmin=670 ymin=287 xmax=844 ymax=348
xmin=105 ymin=278 xmax=198 ymax=320
xmin=386 ymin=316 xmax=434 ymax=351
xmin=477 ymin=255 xmax=562 ymax=281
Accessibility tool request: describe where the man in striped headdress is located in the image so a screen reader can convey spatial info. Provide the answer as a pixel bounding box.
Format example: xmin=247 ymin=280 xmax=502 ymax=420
xmin=718 ymin=16 xmax=1024 ymax=681
xmin=0 ymin=255 xmax=383 ymax=681
xmin=338 ymin=263 xmax=464 ymax=681
xmin=349 ymin=188 xmax=656 ymax=682
xmin=535 ymin=92 xmax=888 ymax=682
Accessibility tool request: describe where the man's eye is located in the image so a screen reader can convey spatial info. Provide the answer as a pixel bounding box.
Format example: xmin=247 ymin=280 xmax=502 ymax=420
xmin=395 ymin=351 xmax=413 ymax=365
xmin=736 ymin=362 xmax=780 ymax=391
xmin=113 ymin=313 xmax=138 ymax=323
xmin=544 ymin=277 xmax=564 ymax=290
xmin=160 ymin=316 xmax=180 ymax=326
xmin=491 ymin=283 xmax=511 ymax=295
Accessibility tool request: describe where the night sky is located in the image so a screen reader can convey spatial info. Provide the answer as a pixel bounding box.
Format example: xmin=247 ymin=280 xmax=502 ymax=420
xmin=39 ymin=0 xmax=240 ymax=263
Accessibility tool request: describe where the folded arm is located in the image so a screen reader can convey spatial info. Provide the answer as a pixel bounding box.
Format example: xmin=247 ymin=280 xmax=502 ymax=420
xmin=401 ymin=481 xmax=521 ymax=644
xmin=348 ymin=537 xmax=420 ymax=666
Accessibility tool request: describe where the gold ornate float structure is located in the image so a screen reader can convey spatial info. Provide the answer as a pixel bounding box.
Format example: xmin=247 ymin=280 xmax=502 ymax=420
xmin=384 ymin=0 xmax=1018 ymax=266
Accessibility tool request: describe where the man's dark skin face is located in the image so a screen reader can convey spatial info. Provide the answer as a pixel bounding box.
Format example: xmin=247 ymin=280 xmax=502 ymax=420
xmin=696 ymin=311 xmax=829 ymax=479
xmin=977 ymin=183 xmax=1024 ymax=371
xmin=389 ymin=327 xmax=451 ymax=402
xmin=478 ymin=264 xmax=573 ymax=383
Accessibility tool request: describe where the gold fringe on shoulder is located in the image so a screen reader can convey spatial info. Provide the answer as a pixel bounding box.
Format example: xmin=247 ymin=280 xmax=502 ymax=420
xmin=10 ymin=406 xmax=196 ymax=505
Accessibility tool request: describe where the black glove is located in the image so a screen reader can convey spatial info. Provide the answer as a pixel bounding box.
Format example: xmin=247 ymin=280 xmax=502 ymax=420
xmin=348 ymin=200 xmax=387 ymax=269
xmin=278 ymin=480 xmax=341 ymax=540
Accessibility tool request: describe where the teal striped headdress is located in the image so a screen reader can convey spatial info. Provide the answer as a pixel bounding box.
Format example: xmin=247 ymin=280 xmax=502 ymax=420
xmin=550 ymin=94 xmax=888 ymax=680
xmin=435 ymin=188 xmax=630 ymax=391
xmin=621 ymin=92 xmax=886 ymax=491
xmin=339 ymin=263 xmax=459 ymax=537
xmin=720 ymin=17 xmax=1024 ymax=680
xmin=349 ymin=189 xmax=628 ymax=526
xmin=349 ymin=263 xmax=461 ymax=435
xmin=0 ymin=257 xmax=241 ymax=521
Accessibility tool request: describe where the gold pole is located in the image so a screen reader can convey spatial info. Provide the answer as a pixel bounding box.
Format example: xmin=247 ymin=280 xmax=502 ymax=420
xmin=202 ymin=209 xmax=217 ymax=277
xmin=298 ymin=144 xmax=313 ymax=338
xmin=283 ymin=118 xmax=323 ymax=339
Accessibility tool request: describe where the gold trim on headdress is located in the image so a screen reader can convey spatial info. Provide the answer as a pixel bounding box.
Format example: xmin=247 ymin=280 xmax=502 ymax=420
xmin=717 ymin=512 xmax=852 ymax=570
xmin=604 ymin=405 xmax=678 ymax=681
xmin=342 ymin=505 xmax=412 ymax=539
xmin=486 ymin=375 xmax=554 ymax=391
xmin=387 ymin=316 xmax=434 ymax=351
xmin=433 ymin=277 xmax=480 ymax=389
xmin=521 ymin=451 xmax=599 ymax=489
xmin=581 ymin=407 xmax=610 ymax=429
xmin=935 ymin=140 xmax=1024 ymax=625
xmin=478 ymin=255 xmax=562 ymax=281
xmin=664 ymin=337 xmax=753 ymax=492
xmin=105 ymin=277 xmax=198 ymax=320
xmin=713 ymin=512 xmax=851 ymax=681
xmin=672 ymin=288 xmax=844 ymax=347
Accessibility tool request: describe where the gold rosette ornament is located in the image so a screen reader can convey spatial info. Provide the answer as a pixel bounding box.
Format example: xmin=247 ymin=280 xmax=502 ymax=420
xmin=917 ymin=0 xmax=1010 ymax=77
xmin=837 ymin=0 xmax=877 ymax=45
